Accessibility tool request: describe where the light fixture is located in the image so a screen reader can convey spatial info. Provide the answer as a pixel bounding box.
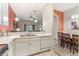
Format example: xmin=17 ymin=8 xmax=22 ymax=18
xmin=39 ymin=28 xmax=42 ymax=30
xmin=30 ymin=18 xmax=33 ymax=21
xmin=71 ymin=4 xmax=79 ymax=19
xmin=30 ymin=10 xmax=38 ymax=22
xmin=15 ymin=17 xmax=19 ymax=21
xmin=32 ymin=15 xmax=36 ymax=18
xmin=71 ymin=14 xmax=79 ymax=19
xmin=16 ymin=28 xmax=20 ymax=31
xmin=34 ymin=19 xmax=37 ymax=23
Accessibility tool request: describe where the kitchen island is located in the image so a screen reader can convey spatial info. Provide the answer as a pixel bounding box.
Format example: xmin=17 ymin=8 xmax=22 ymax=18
xmin=0 ymin=32 xmax=52 ymax=56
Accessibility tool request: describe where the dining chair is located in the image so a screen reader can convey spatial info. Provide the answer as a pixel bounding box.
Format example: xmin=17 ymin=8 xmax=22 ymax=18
xmin=62 ymin=33 xmax=71 ymax=48
xmin=72 ymin=34 xmax=79 ymax=54
xmin=57 ymin=32 xmax=63 ymax=47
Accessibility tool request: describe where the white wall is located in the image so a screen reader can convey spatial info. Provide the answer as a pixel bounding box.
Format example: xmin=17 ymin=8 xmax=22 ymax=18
xmin=64 ymin=6 xmax=79 ymax=35
xmin=43 ymin=4 xmax=54 ymax=35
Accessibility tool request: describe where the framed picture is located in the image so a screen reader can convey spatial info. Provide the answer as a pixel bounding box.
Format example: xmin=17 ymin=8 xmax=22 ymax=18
xmin=71 ymin=21 xmax=79 ymax=30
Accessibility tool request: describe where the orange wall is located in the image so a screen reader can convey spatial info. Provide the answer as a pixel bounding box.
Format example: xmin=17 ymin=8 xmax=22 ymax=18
xmin=8 ymin=4 xmax=16 ymax=31
xmin=54 ymin=10 xmax=64 ymax=32
xmin=0 ymin=4 xmax=16 ymax=31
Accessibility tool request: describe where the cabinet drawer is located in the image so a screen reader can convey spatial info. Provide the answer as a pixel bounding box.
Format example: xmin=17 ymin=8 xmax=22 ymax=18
xmin=30 ymin=37 xmax=40 ymax=41
xmin=41 ymin=36 xmax=51 ymax=40
xmin=14 ymin=38 xmax=30 ymax=43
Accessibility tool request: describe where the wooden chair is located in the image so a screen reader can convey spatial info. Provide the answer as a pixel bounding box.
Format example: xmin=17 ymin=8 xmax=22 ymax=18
xmin=57 ymin=32 xmax=63 ymax=47
xmin=62 ymin=33 xmax=70 ymax=48
xmin=72 ymin=34 xmax=79 ymax=54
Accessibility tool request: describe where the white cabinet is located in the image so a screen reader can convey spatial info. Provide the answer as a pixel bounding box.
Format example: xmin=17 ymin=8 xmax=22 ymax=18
xmin=12 ymin=36 xmax=51 ymax=56
xmin=30 ymin=37 xmax=40 ymax=54
xmin=40 ymin=36 xmax=51 ymax=51
xmin=15 ymin=42 xmax=30 ymax=56
xmin=13 ymin=38 xmax=30 ymax=56
xmin=13 ymin=37 xmax=40 ymax=56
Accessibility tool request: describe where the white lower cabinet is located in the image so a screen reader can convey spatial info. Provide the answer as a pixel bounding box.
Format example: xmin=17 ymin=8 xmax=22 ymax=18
xmin=30 ymin=37 xmax=40 ymax=54
xmin=40 ymin=36 xmax=51 ymax=51
xmin=15 ymin=42 xmax=30 ymax=56
xmin=13 ymin=37 xmax=40 ymax=56
xmin=13 ymin=36 xmax=51 ymax=56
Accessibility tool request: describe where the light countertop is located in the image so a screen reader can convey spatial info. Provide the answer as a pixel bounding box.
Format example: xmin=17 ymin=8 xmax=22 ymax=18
xmin=0 ymin=33 xmax=51 ymax=44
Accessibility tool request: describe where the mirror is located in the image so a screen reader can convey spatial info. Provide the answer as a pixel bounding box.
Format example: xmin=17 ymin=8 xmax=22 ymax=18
xmin=10 ymin=4 xmax=43 ymax=32
xmin=0 ymin=3 xmax=43 ymax=32
xmin=12 ymin=18 xmax=43 ymax=32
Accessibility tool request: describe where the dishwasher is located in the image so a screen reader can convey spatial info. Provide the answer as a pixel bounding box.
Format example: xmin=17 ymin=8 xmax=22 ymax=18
xmin=0 ymin=44 xmax=8 ymax=56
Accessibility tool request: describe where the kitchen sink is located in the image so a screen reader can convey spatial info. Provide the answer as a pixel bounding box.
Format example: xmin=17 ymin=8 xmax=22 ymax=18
xmin=20 ymin=34 xmax=36 ymax=37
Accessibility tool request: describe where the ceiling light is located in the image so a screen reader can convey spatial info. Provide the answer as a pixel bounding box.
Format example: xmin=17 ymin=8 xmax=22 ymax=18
xmin=71 ymin=14 xmax=79 ymax=19
xmin=15 ymin=17 xmax=19 ymax=21
xmin=39 ymin=28 xmax=42 ymax=30
xmin=34 ymin=19 xmax=37 ymax=23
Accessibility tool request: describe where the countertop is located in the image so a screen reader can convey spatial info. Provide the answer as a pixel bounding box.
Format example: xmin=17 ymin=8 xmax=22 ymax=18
xmin=0 ymin=33 xmax=51 ymax=44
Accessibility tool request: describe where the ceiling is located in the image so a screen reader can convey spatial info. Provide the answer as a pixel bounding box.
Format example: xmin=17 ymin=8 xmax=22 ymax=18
xmin=10 ymin=3 xmax=77 ymax=20
xmin=10 ymin=3 xmax=46 ymax=20
xmin=53 ymin=3 xmax=77 ymax=12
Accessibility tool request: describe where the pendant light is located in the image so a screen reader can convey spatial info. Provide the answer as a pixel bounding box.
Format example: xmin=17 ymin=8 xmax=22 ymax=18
xmin=15 ymin=17 xmax=19 ymax=22
xmin=30 ymin=10 xmax=38 ymax=23
xmin=71 ymin=4 xmax=79 ymax=19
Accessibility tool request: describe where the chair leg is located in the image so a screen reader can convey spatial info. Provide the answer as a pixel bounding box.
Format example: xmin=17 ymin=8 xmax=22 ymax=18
xmin=70 ymin=43 xmax=72 ymax=53
xmin=73 ymin=44 xmax=74 ymax=54
xmin=66 ymin=42 xmax=68 ymax=48
xmin=60 ymin=40 xmax=62 ymax=46
xmin=70 ymin=46 xmax=71 ymax=52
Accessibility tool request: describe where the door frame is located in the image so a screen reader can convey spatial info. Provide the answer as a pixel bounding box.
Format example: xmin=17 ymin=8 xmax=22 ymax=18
xmin=54 ymin=15 xmax=59 ymax=40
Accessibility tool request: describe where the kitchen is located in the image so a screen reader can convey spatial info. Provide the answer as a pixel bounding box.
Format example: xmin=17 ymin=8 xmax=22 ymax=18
xmin=0 ymin=3 xmax=79 ymax=56
xmin=0 ymin=3 xmax=53 ymax=56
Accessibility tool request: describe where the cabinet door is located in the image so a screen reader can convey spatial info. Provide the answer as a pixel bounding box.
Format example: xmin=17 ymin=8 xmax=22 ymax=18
xmin=40 ymin=36 xmax=51 ymax=50
xmin=30 ymin=37 xmax=40 ymax=54
xmin=14 ymin=41 xmax=30 ymax=56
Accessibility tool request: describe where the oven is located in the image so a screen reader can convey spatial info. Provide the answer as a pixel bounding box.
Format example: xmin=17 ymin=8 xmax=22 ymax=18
xmin=0 ymin=44 xmax=8 ymax=56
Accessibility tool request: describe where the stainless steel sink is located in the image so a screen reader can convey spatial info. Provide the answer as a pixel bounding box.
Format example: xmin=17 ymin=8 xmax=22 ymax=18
xmin=20 ymin=34 xmax=36 ymax=37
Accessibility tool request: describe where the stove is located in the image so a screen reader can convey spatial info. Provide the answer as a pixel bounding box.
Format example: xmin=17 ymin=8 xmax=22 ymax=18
xmin=0 ymin=44 xmax=8 ymax=56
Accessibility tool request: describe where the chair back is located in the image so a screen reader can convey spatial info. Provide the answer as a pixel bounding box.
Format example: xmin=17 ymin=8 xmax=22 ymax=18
xmin=57 ymin=32 xmax=63 ymax=40
xmin=72 ymin=34 xmax=79 ymax=45
xmin=63 ymin=33 xmax=70 ymax=41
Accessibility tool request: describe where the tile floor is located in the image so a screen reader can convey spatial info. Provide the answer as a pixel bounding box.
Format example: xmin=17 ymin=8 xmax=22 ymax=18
xmin=34 ymin=39 xmax=78 ymax=56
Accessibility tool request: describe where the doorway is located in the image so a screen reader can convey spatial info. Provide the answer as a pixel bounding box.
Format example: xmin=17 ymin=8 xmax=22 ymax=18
xmin=54 ymin=15 xmax=59 ymax=40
